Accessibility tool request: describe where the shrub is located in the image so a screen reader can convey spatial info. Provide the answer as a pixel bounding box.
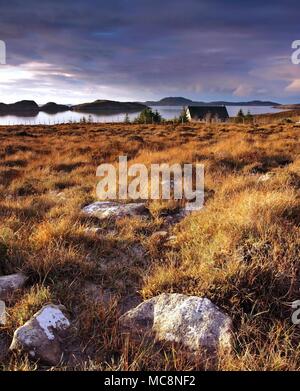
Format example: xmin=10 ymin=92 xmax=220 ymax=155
xmin=135 ymin=108 xmax=163 ymax=124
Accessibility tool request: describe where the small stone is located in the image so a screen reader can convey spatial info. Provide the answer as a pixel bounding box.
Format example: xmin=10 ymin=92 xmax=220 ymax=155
xmin=10 ymin=304 xmax=71 ymax=365
xmin=150 ymin=231 xmax=169 ymax=241
xmin=84 ymin=227 xmax=103 ymax=234
xmin=0 ymin=273 xmax=28 ymax=300
xmin=257 ymin=172 xmax=275 ymax=182
xmin=49 ymin=190 xmax=66 ymax=200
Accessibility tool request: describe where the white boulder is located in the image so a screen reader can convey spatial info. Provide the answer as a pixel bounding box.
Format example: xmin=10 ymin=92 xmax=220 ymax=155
xmin=119 ymin=293 xmax=232 ymax=355
xmin=82 ymin=201 xmax=147 ymax=220
xmin=10 ymin=304 xmax=71 ymax=365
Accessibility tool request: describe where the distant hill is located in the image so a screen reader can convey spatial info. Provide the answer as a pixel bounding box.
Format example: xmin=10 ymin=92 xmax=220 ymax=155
xmin=72 ymin=100 xmax=147 ymax=113
xmin=0 ymin=100 xmax=39 ymax=114
xmin=144 ymin=97 xmax=195 ymax=106
xmin=143 ymin=97 xmax=280 ymax=107
xmin=144 ymin=97 xmax=196 ymax=106
xmin=40 ymin=102 xmax=70 ymax=113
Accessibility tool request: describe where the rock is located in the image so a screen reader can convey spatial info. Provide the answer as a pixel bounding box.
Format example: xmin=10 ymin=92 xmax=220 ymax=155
xmin=10 ymin=304 xmax=71 ymax=365
xmin=164 ymin=235 xmax=178 ymax=248
xmin=82 ymin=201 xmax=147 ymax=220
xmin=49 ymin=190 xmax=66 ymax=200
xmin=119 ymin=293 xmax=232 ymax=355
xmin=0 ymin=300 xmax=6 ymax=325
xmin=257 ymin=172 xmax=275 ymax=182
xmin=0 ymin=273 xmax=28 ymax=300
xmin=150 ymin=231 xmax=169 ymax=241
xmin=84 ymin=227 xmax=103 ymax=234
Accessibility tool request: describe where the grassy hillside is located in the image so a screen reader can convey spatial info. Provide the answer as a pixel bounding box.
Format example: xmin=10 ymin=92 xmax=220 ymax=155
xmin=0 ymin=120 xmax=299 ymax=370
xmin=253 ymin=109 xmax=300 ymax=124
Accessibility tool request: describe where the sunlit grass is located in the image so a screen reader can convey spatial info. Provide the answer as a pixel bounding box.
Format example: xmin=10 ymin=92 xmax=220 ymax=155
xmin=0 ymin=120 xmax=299 ymax=370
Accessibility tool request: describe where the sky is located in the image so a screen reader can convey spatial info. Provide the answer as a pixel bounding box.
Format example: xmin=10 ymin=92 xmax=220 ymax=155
xmin=0 ymin=0 xmax=300 ymax=104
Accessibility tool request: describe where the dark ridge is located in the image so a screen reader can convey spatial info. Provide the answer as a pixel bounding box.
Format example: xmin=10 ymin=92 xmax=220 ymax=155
xmin=40 ymin=102 xmax=70 ymax=113
xmin=71 ymin=99 xmax=147 ymax=114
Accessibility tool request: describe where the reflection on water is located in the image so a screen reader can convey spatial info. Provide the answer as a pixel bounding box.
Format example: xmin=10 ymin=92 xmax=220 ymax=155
xmin=0 ymin=110 xmax=140 ymax=126
xmin=0 ymin=106 xmax=285 ymax=125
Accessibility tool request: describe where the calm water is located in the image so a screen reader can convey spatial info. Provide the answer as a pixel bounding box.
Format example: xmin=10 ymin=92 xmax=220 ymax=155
xmin=0 ymin=105 xmax=285 ymax=126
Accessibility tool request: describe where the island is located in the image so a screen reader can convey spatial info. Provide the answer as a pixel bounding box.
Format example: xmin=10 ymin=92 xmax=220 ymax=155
xmin=71 ymin=100 xmax=147 ymax=113
xmin=40 ymin=102 xmax=70 ymax=113
xmin=0 ymin=100 xmax=39 ymax=115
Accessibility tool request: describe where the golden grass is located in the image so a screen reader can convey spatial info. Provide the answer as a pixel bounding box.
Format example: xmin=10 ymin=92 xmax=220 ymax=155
xmin=0 ymin=119 xmax=299 ymax=370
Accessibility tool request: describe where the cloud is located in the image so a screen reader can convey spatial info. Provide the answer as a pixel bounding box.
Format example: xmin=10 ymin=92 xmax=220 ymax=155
xmin=0 ymin=0 xmax=299 ymax=102
xmin=285 ymin=79 xmax=300 ymax=92
xmin=233 ymin=84 xmax=253 ymax=97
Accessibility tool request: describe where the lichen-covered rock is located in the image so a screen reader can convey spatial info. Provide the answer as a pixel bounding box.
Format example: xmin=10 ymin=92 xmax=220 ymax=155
xmin=0 ymin=300 xmax=6 ymax=325
xmin=119 ymin=293 xmax=232 ymax=355
xmin=0 ymin=273 xmax=28 ymax=300
xmin=10 ymin=304 xmax=71 ymax=365
xmin=82 ymin=201 xmax=147 ymax=220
